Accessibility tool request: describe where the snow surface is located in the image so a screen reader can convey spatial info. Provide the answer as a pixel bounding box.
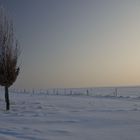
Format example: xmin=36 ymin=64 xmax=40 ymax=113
xmin=0 ymin=87 xmax=140 ymax=140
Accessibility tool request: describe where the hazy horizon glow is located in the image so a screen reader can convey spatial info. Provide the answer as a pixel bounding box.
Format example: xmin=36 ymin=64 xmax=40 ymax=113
xmin=1 ymin=0 xmax=140 ymax=89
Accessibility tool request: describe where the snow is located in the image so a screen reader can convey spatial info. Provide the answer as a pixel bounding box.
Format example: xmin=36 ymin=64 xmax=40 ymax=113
xmin=0 ymin=87 xmax=140 ymax=140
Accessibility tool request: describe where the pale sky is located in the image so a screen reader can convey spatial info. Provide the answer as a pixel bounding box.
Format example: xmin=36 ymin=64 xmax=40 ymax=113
xmin=1 ymin=0 xmax=140 ymax=89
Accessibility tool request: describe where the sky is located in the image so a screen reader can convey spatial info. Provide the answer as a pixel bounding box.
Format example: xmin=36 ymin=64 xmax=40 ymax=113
xmin=0 ymin=0 xmax=140 ymax=89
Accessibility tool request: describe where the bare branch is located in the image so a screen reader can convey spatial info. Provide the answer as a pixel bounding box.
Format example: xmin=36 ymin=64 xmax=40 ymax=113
xmin=0 ymin=7 xmax=20 ymax=87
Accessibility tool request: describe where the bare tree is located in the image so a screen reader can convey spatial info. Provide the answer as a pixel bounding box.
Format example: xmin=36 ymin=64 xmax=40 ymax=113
xmin=0 ymin=7 xmax=20 ymax=110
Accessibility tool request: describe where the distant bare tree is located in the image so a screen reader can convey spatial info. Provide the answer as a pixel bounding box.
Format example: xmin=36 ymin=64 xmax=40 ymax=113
xmin=0 ymin=7 xmax=20 ymax=110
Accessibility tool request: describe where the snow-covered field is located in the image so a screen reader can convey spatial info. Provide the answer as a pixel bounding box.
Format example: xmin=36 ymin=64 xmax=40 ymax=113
xmin=0 ymin=87 xmax=140 ymax=140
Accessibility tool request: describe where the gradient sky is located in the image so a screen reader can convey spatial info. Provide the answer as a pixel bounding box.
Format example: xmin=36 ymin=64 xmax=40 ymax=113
xmin=1 ymin=0 xmax=140 ymax=89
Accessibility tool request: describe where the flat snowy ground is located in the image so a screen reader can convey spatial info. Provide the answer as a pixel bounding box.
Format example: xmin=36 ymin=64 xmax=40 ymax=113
xmin=0 ymin=91 xmax=140 ymax=140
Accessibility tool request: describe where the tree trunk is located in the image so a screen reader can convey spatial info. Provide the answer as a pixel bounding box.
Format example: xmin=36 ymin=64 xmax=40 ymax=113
xmin=5 ymin=86 xmax=10 ymax=110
